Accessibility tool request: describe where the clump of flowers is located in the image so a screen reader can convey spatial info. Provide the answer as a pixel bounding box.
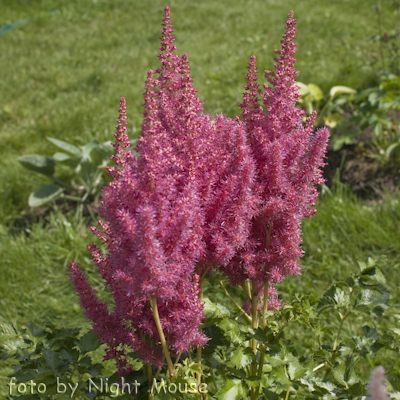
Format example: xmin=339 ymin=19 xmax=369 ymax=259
xmin=70 ymin=6 xmax=329 ymax=379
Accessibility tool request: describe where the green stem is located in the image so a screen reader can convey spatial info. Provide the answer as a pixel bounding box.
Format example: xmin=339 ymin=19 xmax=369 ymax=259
xmin=284 ymin=366 xmax=291 ymax=400
xmin=174 ymin=351 xmax=182 ymax=366
xmin=262 ymin=281 xmax=269 ymax=330
xmin=242 ymin=282 xmax=252 ymax=301
xmin=250 ymin=282 xmax=259 ymax=400
xmin=219 ymin=279 xmax=252 ymax=323
xmin=285 ymin=384 xmax=291 ymax=400
xmin=196 ymin=269 xmax=208 ymax=394
xmin=254 ymin=281 xmax=270 ymax=397
xmin=62 ymin=194 xmax=83 ymax=202
xmin=313 ymin=363 xmax=325 ymax=372
xmin=333 ymin=310 xmax=350 ymax=351
xmin=149 ymin=296 xmax=175 ymax=378
xmin=210 ymin=368 xmax=218 ymax=393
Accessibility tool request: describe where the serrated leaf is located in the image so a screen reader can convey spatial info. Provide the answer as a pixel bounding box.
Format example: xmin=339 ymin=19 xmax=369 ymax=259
xmin=217 ymin=319 xmax=241 ymax=344
xmin=47 ymin=137 xmax=81 ymax=155
xmin=53 ymin=327 xmax=81 ymax=339
xmin=230 ymin=347 xmax=253 ymax=369
xmin=215 ymin=379 xmax=245 ymax=400
xmin=60 ymin=348 xmax=80 ymax=364
xmin=42 ymin=348 xmax=65 ymax=371
xmin=28 ymin=184 xmax=64 ymax=207
xmin=226 ymin=366 xmax=246 ymax=379
xmin=331 ymin=362 xmax=347 ymax=387
xmin=358 ymin=256 xmax=387 ymax=274
xmin=203 ymin=298 xmax=230 ymax=318
xmin=202 ymin=324 xmax=225 ymax=352
xmin=12 ymin=368 xmax=37 ymax=383
xmin=287 ymin=357 xmax=307 ymax=380
xmin=75 ymin=331 xmax=100 ymax=354
xmin=362 ymin=325 xmax=379 ymax=340
xmin=273 ymin=366 xmax=290 ymax=386
xmin=334 ymin=288 xmax=351 ymax=308
xmin=18 ymin=155 xmax=55 ymax=176
xmin=26 ymin=321 xmax=46 ymax=340
xmin=354 ymin=288 xmax=390 ymax=316
xmin=245 ymin=376 xmax=261 ymax=388
xmin=0 ymin=323 xmax=17 ymax=336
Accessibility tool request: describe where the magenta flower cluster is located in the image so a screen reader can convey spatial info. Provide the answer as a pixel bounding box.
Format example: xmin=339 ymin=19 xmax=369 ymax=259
xmin=70 ymin=7 xmax=329 ymax=374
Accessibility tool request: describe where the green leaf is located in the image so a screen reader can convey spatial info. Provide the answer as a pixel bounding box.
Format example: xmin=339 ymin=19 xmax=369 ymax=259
xmin=245 ymin=376 xmax=261 ymax=388
xmin=391 ymin=327 xmax=400 ymax=336
xmin=330 ymin=86 xmax=357 ymax=98
xmin=203 ymin=297 xmax=230 ymax=318
xmin=386 ymin=142 xmax=400 ymax=158
xmin=12 ymin=368 xmax=37 ymax=383
xmin=354 ymin=288 xmax=390 ymax=316
xmin=230 ymin=347 xmax=253 ymax=369
xmin=75 ymin=331 xmax=101 ymax=354
xmin=226 ymin=366 xmax=246 ymax=379
xmin=262 ymin=388 xmax=280 ymax=400
xmin=358 ymin=256 xmax=387 ymax=275
xmin=28 ymin=184 xmax=64 ymax=207
xmin=217 ymin=319 xmax=242 ymax=344
xmin=287 ymin=356 xmax=307 ymax=380
xmin=332 ymin=132 xmax=358 ymax=151
xmin=53 ymin=152 xmax=81 ymax=169
xmin=47 ymin=137 xmax=81 ymax=155
xmin=26 ymin=321 xmax=45 ymax=339
xmin=295 ymin=82 xmax=310 ymax=94
xmin=202 ymin=324 xmax=226 ymax=352
xmin=347 ymin=382 xmax=366 ymax=396
xmin=42 ymin=348 xmax=65 ymax=371
xmin=90 ymin=141 xmax=114 ymax=168
xmin=60 ymin=348 xmax=80 ymax=364
xmin=215 ymin=379 xmax=245 ymax=400
xmin=323 ymin=113 xmax=343 ymax=128
xmin=334 ymin=288 xmax=351 ymax=308
xmin=308 ymin=83 xmax=324 ymax=101
xmin=18 ymin=155 xmax=55 ymax=176
xmin=272 ymin=366 xmax=290 ymax=386
xmin=330 ymin=361 xmax=347 ymax=387
xmin=317 ymin=286 xmax=336 ymax=312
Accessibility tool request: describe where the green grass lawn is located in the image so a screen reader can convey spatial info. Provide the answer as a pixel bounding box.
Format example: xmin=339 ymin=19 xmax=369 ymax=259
xmin=1 ymin=0 xmax=400 ymax=396
xmin=0 ymin=0 xmax=390 ymax=221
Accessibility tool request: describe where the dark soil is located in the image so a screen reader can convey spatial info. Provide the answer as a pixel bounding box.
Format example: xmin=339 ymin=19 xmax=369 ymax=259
xmin=323 ymin=144 xmax=400 ymax=197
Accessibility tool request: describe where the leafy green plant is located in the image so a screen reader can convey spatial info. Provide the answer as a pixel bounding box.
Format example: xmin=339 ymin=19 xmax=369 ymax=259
xmin=18 ymin=137 xmax=116 ymax=212
xmin=0 ymin=321 xmax=114 ymax=399
xmin=2 ymin=257 xmax=399 ymax=399
xmin=333 ymin=74 xmax=400 ymax=152
xmin=199 ymin=256 xmax=399 ymax=399
xmin=296 ymin=82 xmax=356 ymax=128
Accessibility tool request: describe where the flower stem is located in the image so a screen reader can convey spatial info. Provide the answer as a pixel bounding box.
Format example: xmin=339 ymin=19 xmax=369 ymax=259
xmin=333 ymin=310 xmax=349 ymax=351
xmin=196 ymin=269 xmax=208 ymax=397
xmin=149 ymin=295 xmax=175 ymax=378
xmin=219 ymin=279 xmax=252 ymax=323
xmin=250 ymin=282 xmax=260 ymax=400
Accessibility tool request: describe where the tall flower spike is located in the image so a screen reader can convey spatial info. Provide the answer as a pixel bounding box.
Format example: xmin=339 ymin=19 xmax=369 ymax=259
xmin=226 ymin=11 xmax=329 ymax=292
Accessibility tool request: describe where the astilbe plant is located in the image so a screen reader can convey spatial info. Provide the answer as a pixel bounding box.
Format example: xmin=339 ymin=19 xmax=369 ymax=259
xmin=70 ymin=6 xmax=329 ymax=396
